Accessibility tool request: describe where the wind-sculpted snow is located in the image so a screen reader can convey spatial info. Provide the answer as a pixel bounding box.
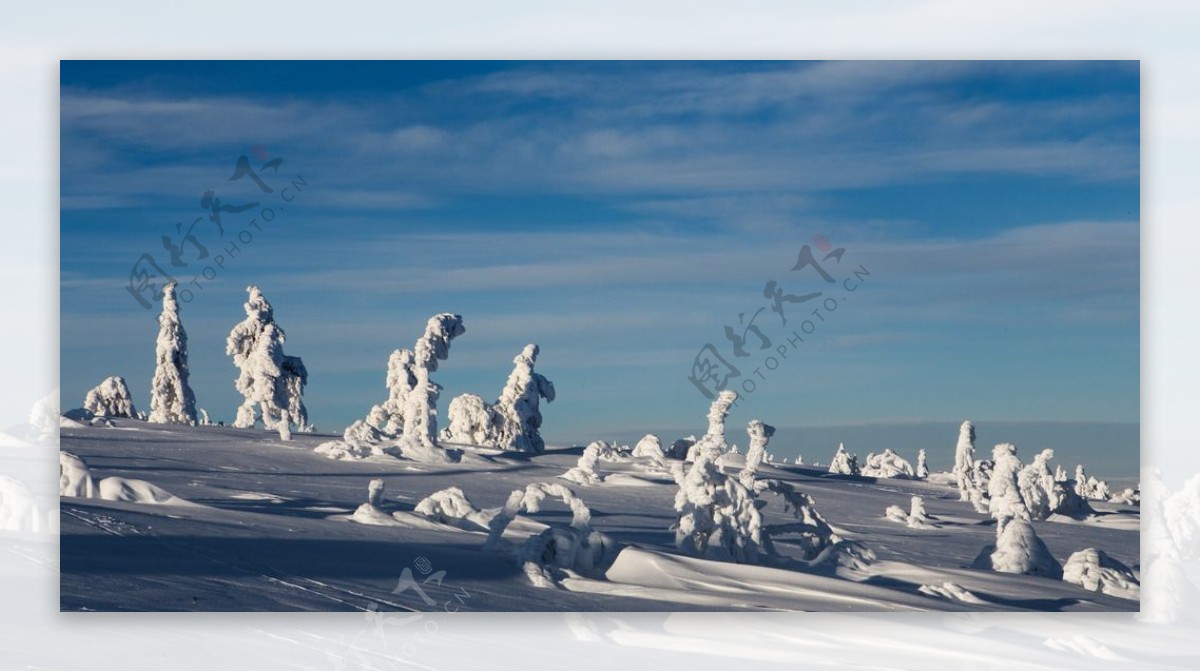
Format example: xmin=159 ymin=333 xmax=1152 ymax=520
xmin=59 ymin=450 xmax=191 ymax=506
xmin=1062 ymin=548 xmax=1140 ymax=599
xmin=83 ymin=376 xmax=137 ymax=419
xmin=148 ymin=283 xmax=197 ymax=426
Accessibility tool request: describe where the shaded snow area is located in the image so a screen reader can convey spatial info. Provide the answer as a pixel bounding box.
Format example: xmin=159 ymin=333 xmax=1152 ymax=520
xmin=59 ymin=420 xmax=1139 ymax=613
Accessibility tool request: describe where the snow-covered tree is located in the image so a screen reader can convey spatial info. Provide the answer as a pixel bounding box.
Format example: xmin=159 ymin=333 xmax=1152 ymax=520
xmin=1017 ymin=448 xmax=1056 ymax=520
xmin=738 ymin=420 xmax=774 ymax=487
xmin=394 ymin=313 xmax=465 ymax=460
xmin=226 ymin=286 xmax=306 ymax=437
xmin=953 ymin=420 xmax=977 ymax=502
xmin=975 ymin=516 xmax=1063 ymax=579
xmin=916 ymin=448 xmax=929 ymax=479
xmin=632 ymin=434 xmax=666 ymax=464
xmin=685 ymin=390 xmax=737 ymax=461
xmin=492 ymin=344 xmax=555 ymax=452
xmin=861 ymin=448 xmax=915 ymax=479
xmin=147 ymin=283 xmax=197 ymax=425
xmin=828 ymin=443 xmax=860 ymax=476
xmin=440 ymin=393 xmax=494 ymax=445
xmin=561 ymin=442 xmax=606 ymax=485
xmin=83 ymin=376 xmax=137 ymax=418
xmin=987 ymin=443 xmax=1029 ymax=522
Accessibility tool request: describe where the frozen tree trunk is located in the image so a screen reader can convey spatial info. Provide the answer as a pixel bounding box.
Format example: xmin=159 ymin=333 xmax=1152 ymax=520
xmin=83 ymin=376 xmax=137 ymax=418
xmin=953 ymin=420 xmax=976 ymax=502
xmin=147 ymin=283 xmax=197 ymax=425
xmin=493 ymin=344 xmax=556 ymax=453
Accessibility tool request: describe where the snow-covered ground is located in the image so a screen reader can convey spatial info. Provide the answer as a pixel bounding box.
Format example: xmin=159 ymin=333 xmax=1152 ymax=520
xmin=59 ymin=421 xmax=1138 ymax=612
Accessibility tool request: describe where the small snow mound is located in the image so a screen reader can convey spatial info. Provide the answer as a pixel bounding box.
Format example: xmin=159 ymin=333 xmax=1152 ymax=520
xmin=60 ymin=452 xmax=96 ymax=497
xmin=415 ymin=486 xmax=491 ymax=531
xmin=60 ymin=451 xmax=190 ymax=505
xmin=1062 ymin=548 xmax=1140 ymax=599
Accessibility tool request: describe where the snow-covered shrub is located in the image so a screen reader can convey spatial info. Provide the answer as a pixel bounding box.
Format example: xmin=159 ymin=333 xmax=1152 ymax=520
xmin=885 ymin=496 xmax=934 ymax=529
xmin=672 ymin=451 xmax=766 ymax=563
xmin=953 ymin=420 xmax=977 ymax=502
xmin=414 ymin=486 xmax=489 ymax=531
xmin=485 ymin=482 xmax=614 ymax=587
xmin=974 ymin=516 xmax=1063 ymax=579
xmin=755 ymin=479 xmax=843 ymax=560
xmin=861 ymin=448 xmax=915 ymax=479
xmin=672 ymin=418 xmax=841 ymax=566
xmin=1110 ymin=487 xmax=1140 ymax=506
xmin=561 ymin=443 xmax=605 ymax=485
xmin=1072 ymin=465 xmax=1113 ymax=501
xmin=83 ymin=376 xmax=136 ymax=419
xmin=738 ymin=420 xmax=774 ymax=487
xmin=685 ymin=390 xmax=737 ymax=461
xmin=440 ymin=393 xmax=495 ymax=446
xmin=916 ymin=448 xmax=929 ymax=479
xmin=1062 ymin=548 xmax=1139 ymax=599
xmin=828 ymin=443 xmax=860 ymax=476
xmin=632 ymin=434 xmax=666 ymax=465
xmin=148 ymin=282 xmax=197 ymax=426
xmin=226 ymin=286 xmax=306 ymax=437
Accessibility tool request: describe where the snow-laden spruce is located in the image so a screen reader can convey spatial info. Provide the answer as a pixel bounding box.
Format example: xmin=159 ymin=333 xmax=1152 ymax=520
xmin=1062 ymin=548 xmax=1140 ymax=599
xmin=441 ymin=343 xmax=556 ymax=452
xmin=320 ymin=313 xmax=465 ymax=462
xmin=861 ymin=448 xmax=915 ymax=479
xmin=672 ymin=414 xmax=842 ymax=566
xmin=916 ymin=448 xmax=929 ymax=479
xmin=974 ymin=516 xmax=1063 ymax=579
xmin=953 ymin=420 xmax=977 ymax=502
xmin=148 ymin=282 xmax=198 ymax=426
xmin=827 ymin=443 xmax=860 ymax=476
xmin=685 ymin=390 xmax=737 ymax=461
xmin=83 ymin=376 xmax=137 ymax=419
xmin=226 ymin=286 xmax=308 ymax=438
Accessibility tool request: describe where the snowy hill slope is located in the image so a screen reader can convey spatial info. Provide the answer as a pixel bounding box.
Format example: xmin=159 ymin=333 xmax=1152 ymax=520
xmin=59 ymin=421 xmax=1138 ymax=612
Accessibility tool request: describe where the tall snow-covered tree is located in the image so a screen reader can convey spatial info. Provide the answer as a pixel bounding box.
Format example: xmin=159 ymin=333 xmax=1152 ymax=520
xmin=84 ymin=376 xmax=137 ymax=418
xmin=396 ymin=313 xmax=465 ymax=456
xmin=226 ymin=286 xmax=307 ymax=437
xmin=492 ymin=344 xmax=556 ymax=453
xmin=953 ymin=420 xmax=977 ymax=501
xmin=916 ymin=448 xmax=929 ymax=479
xmin=148 ymin=283 xmax=197 ymax=425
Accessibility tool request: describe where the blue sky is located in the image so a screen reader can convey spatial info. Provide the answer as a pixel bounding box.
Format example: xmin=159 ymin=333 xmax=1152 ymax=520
xmin=59 ymin=61 xmax=1139 ymax=462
